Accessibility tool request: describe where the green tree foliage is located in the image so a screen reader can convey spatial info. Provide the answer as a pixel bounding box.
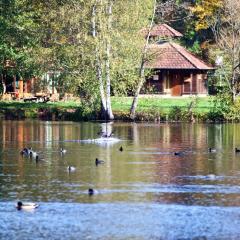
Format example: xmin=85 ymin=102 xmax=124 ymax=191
xmin=3 ymin=0 xmax=236 ymax=115
xmin=0 ymin=0 xmax=40 ymax=78
xmin=32 ymin=0 xmax=153 ymax=118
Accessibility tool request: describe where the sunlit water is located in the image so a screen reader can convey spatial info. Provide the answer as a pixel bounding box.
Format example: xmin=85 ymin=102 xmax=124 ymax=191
xmin=1 ymin=120 xmax=240 ymax=239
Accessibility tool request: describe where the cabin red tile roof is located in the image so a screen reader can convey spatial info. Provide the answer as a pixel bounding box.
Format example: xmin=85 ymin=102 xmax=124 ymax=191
xmin=146 ymin=42 xmax=214 ymax=70
xmin=143 ymin=24 xmax=183 ymax=38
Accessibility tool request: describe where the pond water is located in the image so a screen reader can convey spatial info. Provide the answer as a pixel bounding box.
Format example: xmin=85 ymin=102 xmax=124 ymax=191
xmin=1 ymin=120 xmax=240 ymax=239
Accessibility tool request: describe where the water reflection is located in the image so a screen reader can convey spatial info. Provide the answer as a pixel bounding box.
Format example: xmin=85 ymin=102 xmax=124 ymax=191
xmin=1 ymin=121 xmax=240 ymax=205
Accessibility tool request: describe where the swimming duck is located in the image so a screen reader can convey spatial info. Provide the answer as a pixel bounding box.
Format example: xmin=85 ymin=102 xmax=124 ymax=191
xmin=88 ymin=188 xmax=95 ymax=195
xmin=95 ymin=158 xmax=105 ymax=166
xmin=208 ymin=148 xmax=217 ymax=153
xmin=174 ymin=151 xmax=183 ymax=156
xmin=119 ymin=146 xmax=123 ymax=152
xmin=67 ymin=166 xmax=76 ymax=172
xmin=60 ymin=148 xmax=67 ymax=154
xmin=20 ymin=147 xmax=32 ymax=156
xmin=16 ymin=201 xmax=39 ymax=210
xmin=29 ymin=150 xmax=38 ymax=158
xmin=20 ymin=148 xmax=28 ymax=155
xmin=235 ymin=148 xmax=240 ymax=153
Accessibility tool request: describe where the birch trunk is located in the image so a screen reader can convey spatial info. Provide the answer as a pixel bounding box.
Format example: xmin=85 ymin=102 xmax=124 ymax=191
xmin=105 ymin=0 xmax=114 ymax=120
xmin=92 ymin=3 xmax=107 ymax=114
xmin=130 ymin=0 xmax=157 ymax=120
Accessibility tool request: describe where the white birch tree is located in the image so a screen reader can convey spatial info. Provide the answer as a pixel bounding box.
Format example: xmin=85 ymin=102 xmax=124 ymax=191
xmin=130 ymin=0 xmax=157 ymax=120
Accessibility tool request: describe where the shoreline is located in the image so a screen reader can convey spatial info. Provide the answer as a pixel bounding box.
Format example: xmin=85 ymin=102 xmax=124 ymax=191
xmin=0 ymin=100 xmax=223 ymax=123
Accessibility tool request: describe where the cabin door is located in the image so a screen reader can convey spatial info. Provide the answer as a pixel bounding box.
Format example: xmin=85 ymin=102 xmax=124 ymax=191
xmin=171 ymin=73 xmax=182 ymax=96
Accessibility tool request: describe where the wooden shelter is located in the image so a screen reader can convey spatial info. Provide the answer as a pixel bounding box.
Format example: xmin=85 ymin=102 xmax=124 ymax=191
xmin=1 ymin=60 xmax=58 ymax=101
xmin=143 ymin=24 xmax=214 ymax=96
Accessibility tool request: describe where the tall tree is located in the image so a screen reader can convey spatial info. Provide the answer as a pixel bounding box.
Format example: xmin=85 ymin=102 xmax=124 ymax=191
xmin=210 ymin=0 xmax=240 ymax=102
xmin=91 ymin=0 xmax=114 ymax=120
xmin=105 ymin=0 xmax=114 ymax=120
xmin=130 ymin=0 xmax=157 ymax=120
xmin=86 ymin=0 xmax=153 ymax=119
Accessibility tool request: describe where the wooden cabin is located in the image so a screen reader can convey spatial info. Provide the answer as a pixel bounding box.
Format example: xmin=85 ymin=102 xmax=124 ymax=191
xmin=1 ymin=60 xmax=59 ymax=101
xmin=143 ymin=24 xmax=214 ymax=96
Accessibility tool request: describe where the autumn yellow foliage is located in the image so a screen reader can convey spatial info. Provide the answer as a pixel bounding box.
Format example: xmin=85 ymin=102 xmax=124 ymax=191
xmin=191 ymin=0 xmax=223 ymax=30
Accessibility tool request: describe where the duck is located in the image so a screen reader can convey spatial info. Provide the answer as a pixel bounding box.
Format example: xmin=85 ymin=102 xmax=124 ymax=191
xmin=119 ymin=146 xmax=123 ymax=152
xmin=20 ymin=147 xmax=32 ymax=156
xmin=29 ymin=150 xmax=38 ymax=159
xmin=235 ymin=148 xmax=240 ymax=153
xmin=95 ymin=158 xmax=105 ymax=166
xmin=208 ymin=148 xmax=217 ymax=153
xmin=67 ymin=166 xmax=76 ymax=172
xmin=20 ymin=148 xmax=28 ymax=155
xmin=16 ymin=201 xmax=39 ymax=210
xmin=174 ymin=151 xmax=183 ymax=156
xmin=60 ymin=148 xmax=67 ymax=154
xmin=88 ymin=188 xmax=97 ymax=196
xmin=30 ymin=152 xmax=40 ymax=162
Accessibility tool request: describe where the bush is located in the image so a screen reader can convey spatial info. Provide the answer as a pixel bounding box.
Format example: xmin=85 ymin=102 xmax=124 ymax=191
xmin=209 ymin=92 xmax=233 ymax=121
xmin=225 ymin=98 xmax=240 ymax=121
xmin=168 ymin=106 xmax=184 ymax=121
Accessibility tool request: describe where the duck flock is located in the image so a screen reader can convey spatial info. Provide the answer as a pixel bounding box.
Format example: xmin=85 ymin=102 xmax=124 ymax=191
xmin=17 ymin=133 xmax=124 ymax=211
xmin=16 ymin=132 xmax=240 ymax=211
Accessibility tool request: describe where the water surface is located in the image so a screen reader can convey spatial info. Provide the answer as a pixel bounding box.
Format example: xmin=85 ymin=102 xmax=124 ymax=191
xmin=1 ymin=120 xmax=240 ymax=239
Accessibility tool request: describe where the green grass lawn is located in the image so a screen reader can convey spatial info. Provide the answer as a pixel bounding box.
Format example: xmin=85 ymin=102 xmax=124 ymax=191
xmin=0 ymin=96 xmax=215 ymax=121
xmin=0 ymin=96 xmax=214 ymax=113
xmin=0 ymin=100 xmax=80 ymax=110
xmin=111 ymin=96 xmax=214 ymax=113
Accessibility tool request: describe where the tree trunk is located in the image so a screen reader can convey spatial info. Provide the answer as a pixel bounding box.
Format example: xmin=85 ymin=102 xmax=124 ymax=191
xmin=232 ymin=73 xmax=237 ymax=102
xmin=105 ymin=0 xmax=114 ymax=120
xmin=0 ymin=74 xmax=6 ymax=95
xmin=130 ymin=0 xmax=157 ymax=120
xmin=105 ymin=41 xmax=114 ymax=120
xmin=92 ymin=3 xmax=107 ymax=115
xmin=130 ymin=60 xmax=145 ymax=120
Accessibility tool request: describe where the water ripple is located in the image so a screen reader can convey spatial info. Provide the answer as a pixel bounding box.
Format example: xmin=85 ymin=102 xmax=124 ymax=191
xmin=1 ymin=202 xmax=240 ymax=240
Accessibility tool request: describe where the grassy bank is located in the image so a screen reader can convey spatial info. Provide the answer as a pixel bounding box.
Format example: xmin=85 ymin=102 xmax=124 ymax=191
xmin=0 ymin=101 xmax=82 ymax=120
xmin=111 ymin=96 xmax=213 ymax=113
xmin=112 ymin=96 xmax=215 ymax=121
xmin=0 ymin=96 xmax=216 ymax=122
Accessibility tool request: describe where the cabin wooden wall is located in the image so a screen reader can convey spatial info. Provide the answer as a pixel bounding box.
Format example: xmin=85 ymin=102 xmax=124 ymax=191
xmin=182 ymin=72 xmax=207 ymax=94
xmin=145 ymin=69 xmax=208 ymax=96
